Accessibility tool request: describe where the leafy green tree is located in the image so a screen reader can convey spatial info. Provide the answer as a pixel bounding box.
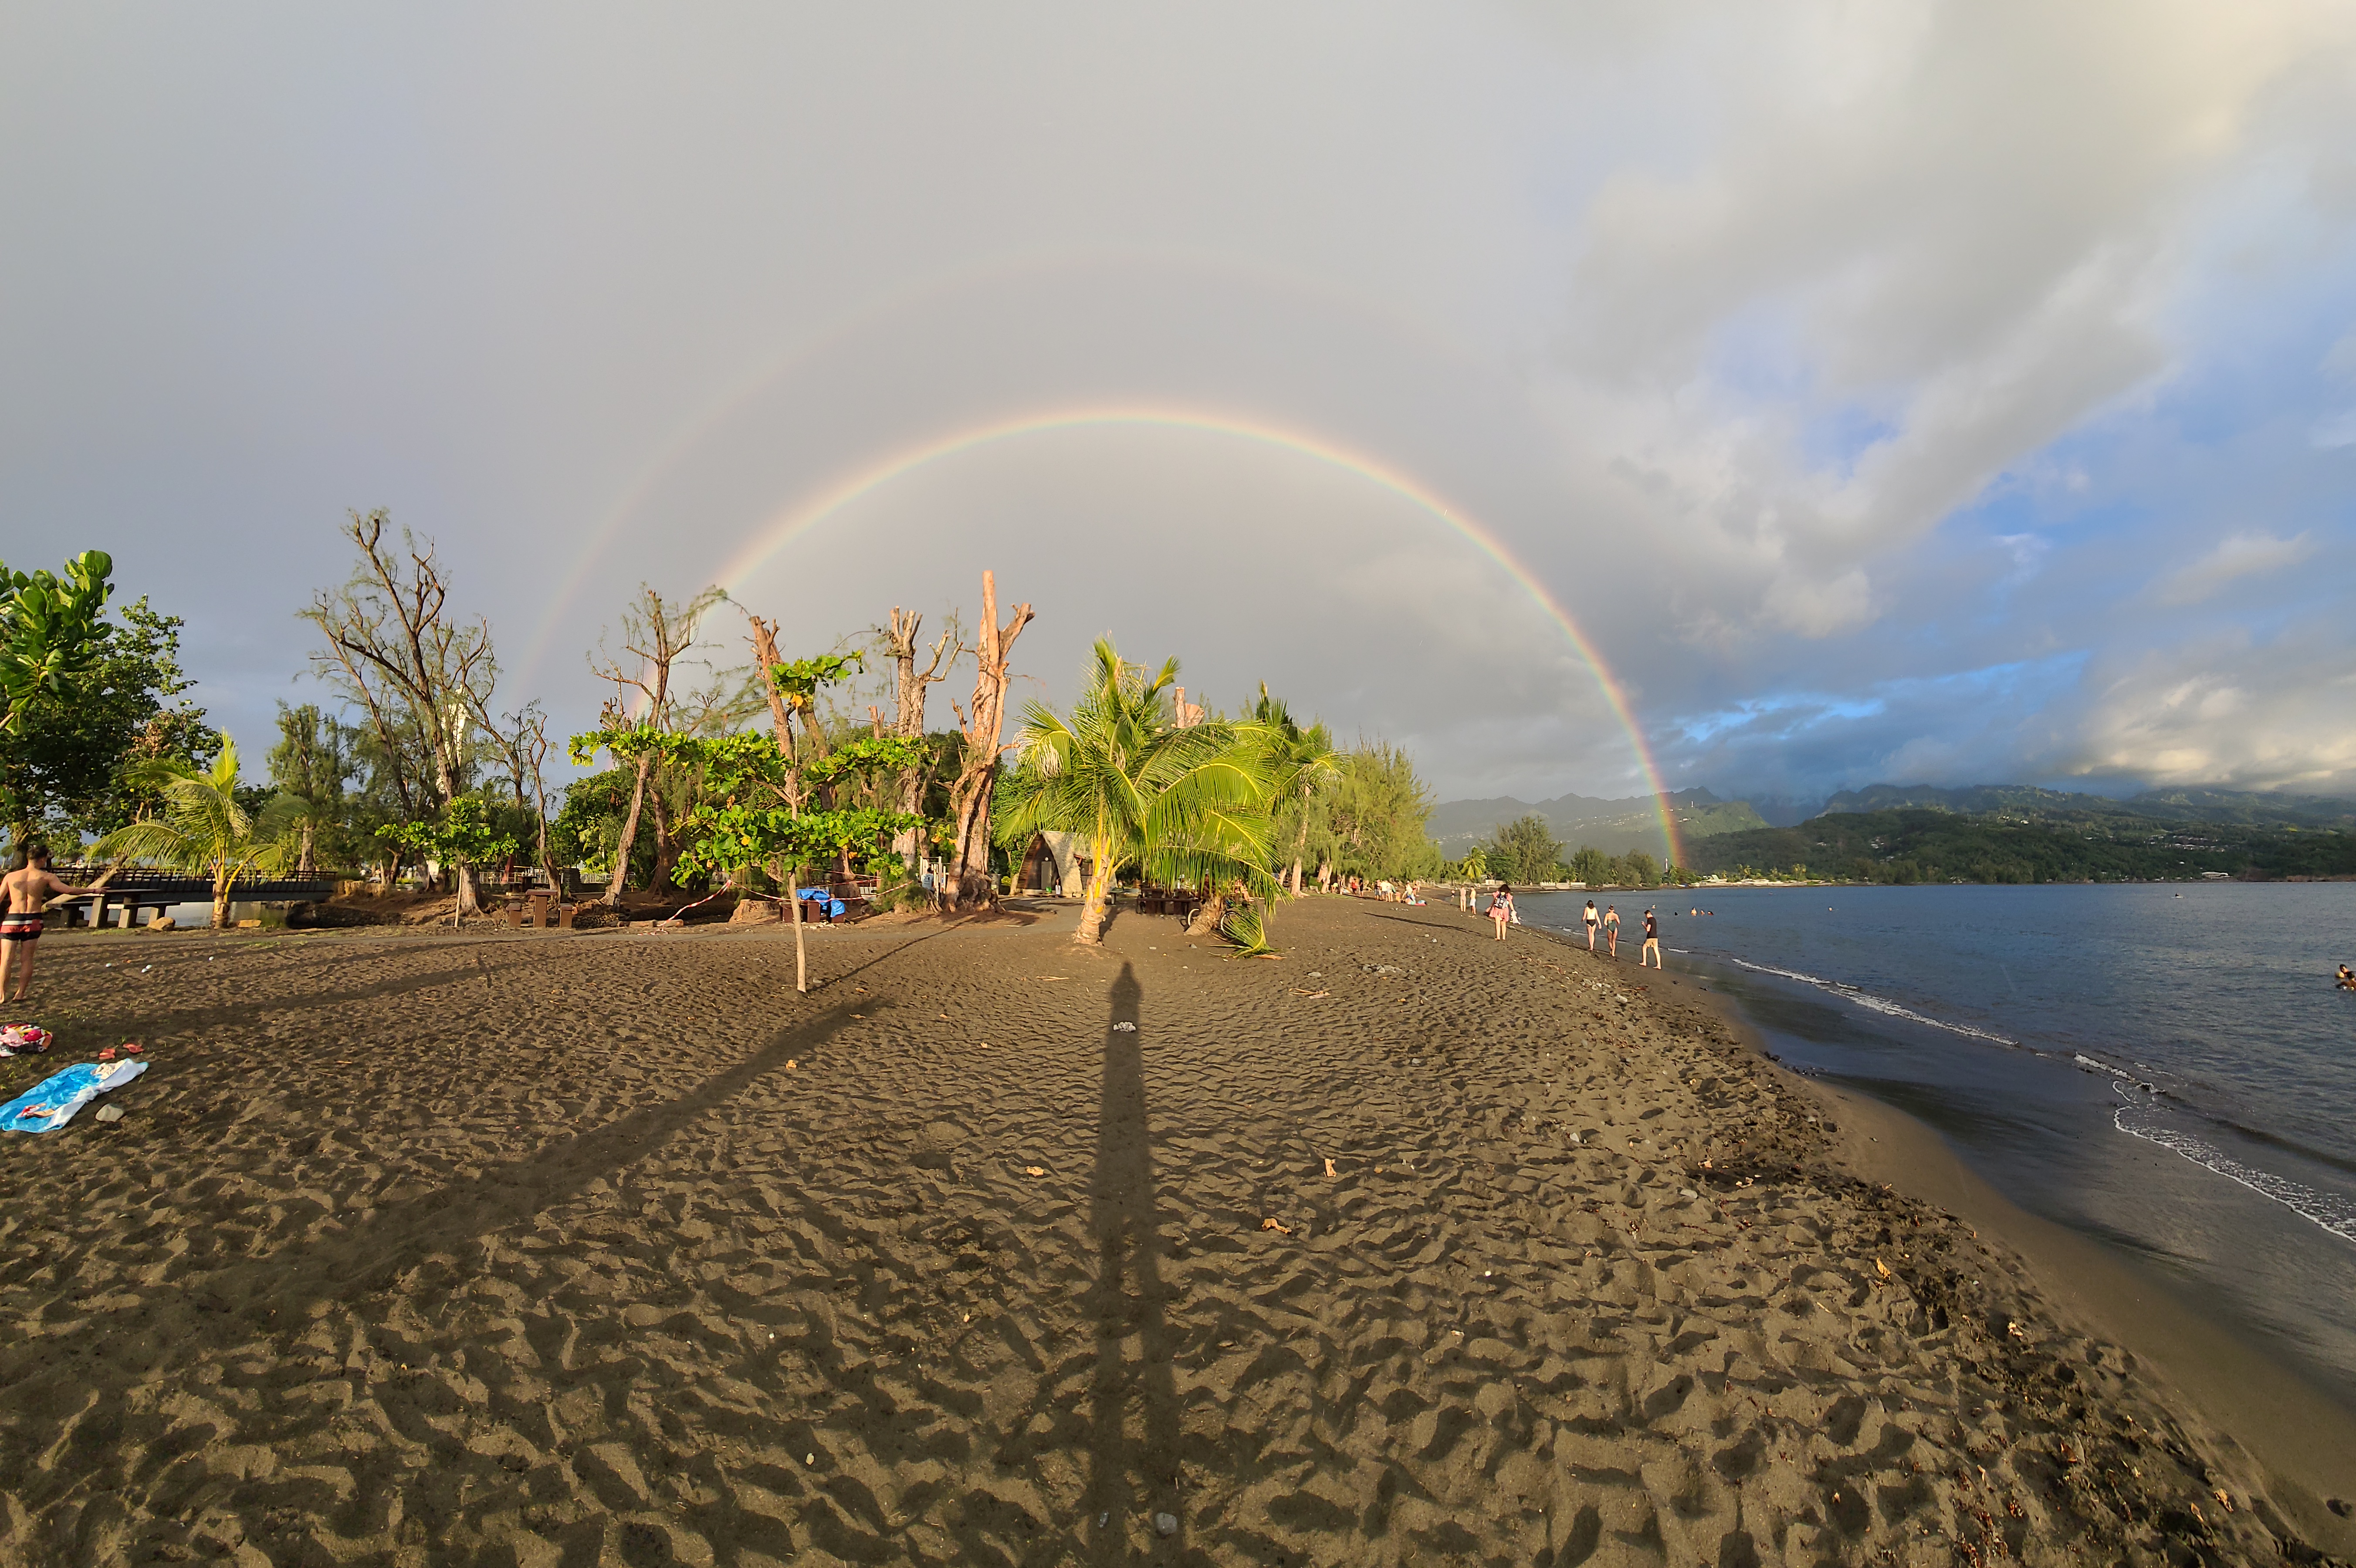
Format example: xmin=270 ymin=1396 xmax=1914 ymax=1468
xmin=997 ymin=640 xmax=1280 ymax=947
xmin=376 ymin=797 xmax=519 ymax=916
xmin=1 ymin=551 xmax=113 ymax=745
xmin=267 ymin=703 xmax=359 ymax=874
xmin=1456 ymin=846 xmax=1489 ymax=882
xmin=1249 ymin=685 xmax=1339 ymax=896
xmin=94 ymin=737 xmax=295 ymax=929
xmin=667 ymin=728 xmax=927 ymax=991
xmin=1615 ymin=850 xmax=1661 ymax=888
xmin=1487 ymin=814 xmax=1561 ymax=885
xmin=1307 ymin=742 xmax=1438 ymax=883
xmin=1 ymin=597 xmax=219 ymax=850
xmin=1568 ymin=844 xmax=1614 ymax=885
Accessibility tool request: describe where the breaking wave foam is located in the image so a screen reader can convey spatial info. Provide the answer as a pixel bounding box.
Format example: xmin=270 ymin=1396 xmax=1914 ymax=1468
xmin=1726 ymin=957 xmax=2018 ymax=1046
xmin=2113 ymin=1100 xmax=2356 ymax=1246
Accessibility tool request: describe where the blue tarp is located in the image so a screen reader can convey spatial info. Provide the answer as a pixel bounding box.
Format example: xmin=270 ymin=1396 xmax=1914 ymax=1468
xmin=796 ymin=887 xmax=847 ymax=920
xmin=2 ymin=1059 xmax=148 ymax=1134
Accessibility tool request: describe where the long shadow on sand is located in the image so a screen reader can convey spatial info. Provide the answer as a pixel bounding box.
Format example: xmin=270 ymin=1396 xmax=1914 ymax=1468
xmin=179 ymin=1000 xmax=857 ymax=1329
xmin=1082 ymin=961 xmax=1183 ymax=1560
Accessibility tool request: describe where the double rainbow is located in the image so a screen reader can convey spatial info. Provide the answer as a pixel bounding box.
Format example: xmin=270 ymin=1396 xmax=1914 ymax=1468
xmin=686 ymin=405 xmax=1686 ymax=869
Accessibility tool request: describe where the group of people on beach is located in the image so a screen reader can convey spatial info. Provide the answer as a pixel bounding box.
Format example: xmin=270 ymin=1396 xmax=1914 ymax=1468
xmin=1575 ymin=897 xmax=1660 ymax=967
xmin=1472 ymin=886 xmax=1660 ymax=967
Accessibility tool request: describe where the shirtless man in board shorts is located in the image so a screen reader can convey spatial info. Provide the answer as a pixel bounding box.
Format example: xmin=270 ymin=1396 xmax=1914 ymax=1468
xmin=1 ymin=844 xmax=95 ymax=1004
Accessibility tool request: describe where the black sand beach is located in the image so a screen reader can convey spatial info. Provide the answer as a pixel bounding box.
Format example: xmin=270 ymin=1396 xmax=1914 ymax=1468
xmin=0 ymin=897 xmax=2348 ymax=1565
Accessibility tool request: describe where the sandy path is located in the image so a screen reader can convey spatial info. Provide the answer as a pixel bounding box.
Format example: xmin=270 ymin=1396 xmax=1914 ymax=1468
xmin=0 ymin=900 xmax=2333 ymax=1565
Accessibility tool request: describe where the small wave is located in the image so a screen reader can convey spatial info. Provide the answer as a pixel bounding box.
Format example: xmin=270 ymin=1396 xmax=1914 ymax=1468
xmin=2114 ymin=1104 xmax=2356 ymax=1247
xmin=1726 ymin=957 xmax=2018 ymax=1046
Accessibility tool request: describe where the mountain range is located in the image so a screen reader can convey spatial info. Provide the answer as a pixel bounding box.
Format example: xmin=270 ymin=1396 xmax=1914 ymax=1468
xmin=1428 ymin=781 xmax=2356 ymax=865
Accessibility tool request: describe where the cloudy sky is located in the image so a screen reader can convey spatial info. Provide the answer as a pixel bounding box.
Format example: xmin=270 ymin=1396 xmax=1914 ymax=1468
xmin=6 ymin=2 xmax=2354 ymax=806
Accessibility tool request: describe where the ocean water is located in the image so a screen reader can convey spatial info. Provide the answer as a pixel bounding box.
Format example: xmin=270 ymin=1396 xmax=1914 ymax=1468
xmin=1516 ymin=883 xmax=2356 ymax=1406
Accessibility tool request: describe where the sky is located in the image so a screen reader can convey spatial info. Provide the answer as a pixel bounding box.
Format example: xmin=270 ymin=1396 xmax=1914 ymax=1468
xmin=4 ymin=2 xmax=2354 ymax=808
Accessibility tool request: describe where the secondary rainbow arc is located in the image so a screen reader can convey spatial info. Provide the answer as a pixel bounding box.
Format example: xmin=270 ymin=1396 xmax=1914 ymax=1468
xmin=709 ymin=406 xmax=1688 ymax=869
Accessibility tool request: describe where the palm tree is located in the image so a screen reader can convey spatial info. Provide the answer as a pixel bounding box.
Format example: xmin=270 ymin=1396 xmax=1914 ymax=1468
xmin=998 ymin=640 xmax=1280 ymax=946
xmin=1249 ymin=685 xmax=1339 ymax=897
xmin=96 ymin=738 xmax=295 ymax=929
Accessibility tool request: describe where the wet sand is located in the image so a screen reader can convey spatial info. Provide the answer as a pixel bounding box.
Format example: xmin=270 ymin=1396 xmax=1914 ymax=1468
xmin=0 ymin=898 xmax=2346 ymax=1565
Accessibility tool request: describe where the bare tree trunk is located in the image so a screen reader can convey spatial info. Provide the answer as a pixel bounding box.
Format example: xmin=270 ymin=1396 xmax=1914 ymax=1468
xmin=748 ymin=615 xmax=809 ymax=992
xmin=880 ymin=607 xmax=955 ymax=874
xmin=650 ymin=785 xmax=677 ymax=892
xmin=608 ymin=750 xmax=655 ymax=906
xmin=1185 ymin=886 xmax=1229 ymax=939
xmin=940 ymin=573 xmax=1032 ymax=913
xmin=298 ymin=821 xmax=317 ymax=878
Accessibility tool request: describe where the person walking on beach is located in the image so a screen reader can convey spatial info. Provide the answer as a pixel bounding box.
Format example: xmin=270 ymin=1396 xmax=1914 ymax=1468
xmin=1 ymin=844 xmax=96 ymax=1005
xmin=1640 ymin=907 xmax=1662 ymax=969
xmin=1582 ymin=899 xmax=1599 ymax=951
xmin=1602 ymin=904 xmax=1620 ymax=959
xmin=1488 ymin=883 xmax=1514 ymax=940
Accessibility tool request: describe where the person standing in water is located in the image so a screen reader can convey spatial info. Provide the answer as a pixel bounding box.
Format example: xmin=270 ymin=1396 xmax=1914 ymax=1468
xmin=1582 ymin=899 xmax=1599 ymax=951
xmin=1640 ymin=907 xmax=1662 ymax=969
xmin=1488 ymin=883 xmax=1515 ymax=940
xmin=0 ymin=844 xmax=96 ymax=1005
xmin=1602 ymin=904 xmax=1620 ymax=959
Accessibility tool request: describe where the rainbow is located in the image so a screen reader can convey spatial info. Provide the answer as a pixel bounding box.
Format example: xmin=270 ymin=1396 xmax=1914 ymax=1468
xmin=705 ymin=406 xmax=1688 ymax=868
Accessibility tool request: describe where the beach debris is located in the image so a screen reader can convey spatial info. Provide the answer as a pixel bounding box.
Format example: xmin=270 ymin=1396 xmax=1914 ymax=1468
xmin=1025 ymin=1166 xmax=1046 ymax=1177
xmin=1112 ymin=1021 xmax=1136 ymax=1033
xmin=94 ymin=1105 xmax=124 ymax=1124
xmin=1260 ymin=1217 xmax=1293 ymax=1235
xmin=1154 ymin=1513 xmax=1178 ymax=1538
xmin=1290 ymin=988 xmax=1330 ymax=999
xmin=1306 ymin=971 xmax=1321 ymax=979
xmin=2214 ymin=1489 xmax=2234 ymax=1512
xmin=805 ymin=1453 xmax=815 ymax=1466
xmin=2006 ymin=1320 xmax=2026 ymax=1341
xmin=1323 ymin=1158 xmax=1337 ymax=1178
xmin=1361 ymin=963 xmax=1405 ymax=975
xmin=785 ymin=1059 xmax=798 ymax=1070
xmin=1679 ymin=1187 xmax=1699 ymax=1200
xmin=1875 ymin=1258 xmax=1892 ymax=1281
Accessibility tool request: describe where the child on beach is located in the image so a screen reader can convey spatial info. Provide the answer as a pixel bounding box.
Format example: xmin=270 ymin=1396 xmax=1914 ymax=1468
xmin=1640 ymin=908 xmax=1662 ymax=969
xmin=1582 ymin=899 xmax=1598 ymax=950
xmin=1 ymin=844 xmax=96 ymax=1004
xmin=1488 ymin=884 xmax=1514 ymax=940
xmin=1602 ymin=905 xmax=1619 ymax=959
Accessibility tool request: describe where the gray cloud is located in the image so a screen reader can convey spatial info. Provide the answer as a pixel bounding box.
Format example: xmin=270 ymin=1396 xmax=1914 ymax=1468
xmin=3 ymin=2 xmax=2353 ymax=806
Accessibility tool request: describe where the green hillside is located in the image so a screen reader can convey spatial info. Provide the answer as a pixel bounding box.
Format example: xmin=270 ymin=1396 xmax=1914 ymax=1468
xmin=1684 ymin=808 xmax=2356 ymax=884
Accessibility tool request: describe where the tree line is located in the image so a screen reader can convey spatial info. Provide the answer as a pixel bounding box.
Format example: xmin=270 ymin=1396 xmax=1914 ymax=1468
xmin=3 ymin=516 xmax=1470 ymax=949
xmin=1460 ymin=812 xmax=1695 ymax=888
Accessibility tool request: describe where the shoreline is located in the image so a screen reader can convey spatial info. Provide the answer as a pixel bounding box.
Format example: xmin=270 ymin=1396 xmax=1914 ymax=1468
xmin=0 ymin=902 xmax=2349 ymax=1563
xmin=1633 ymin=936 xmax=2356 ymax=1550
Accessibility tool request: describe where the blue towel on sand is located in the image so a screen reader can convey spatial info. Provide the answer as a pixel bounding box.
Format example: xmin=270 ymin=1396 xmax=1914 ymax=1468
xmin=1 ymin=1060 xmax=148 ymax=1134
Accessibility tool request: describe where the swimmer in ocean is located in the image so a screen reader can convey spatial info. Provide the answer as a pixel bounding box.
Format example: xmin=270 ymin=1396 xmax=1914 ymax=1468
xmin=2339 ymin=964 xmax=2356 ymax=992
